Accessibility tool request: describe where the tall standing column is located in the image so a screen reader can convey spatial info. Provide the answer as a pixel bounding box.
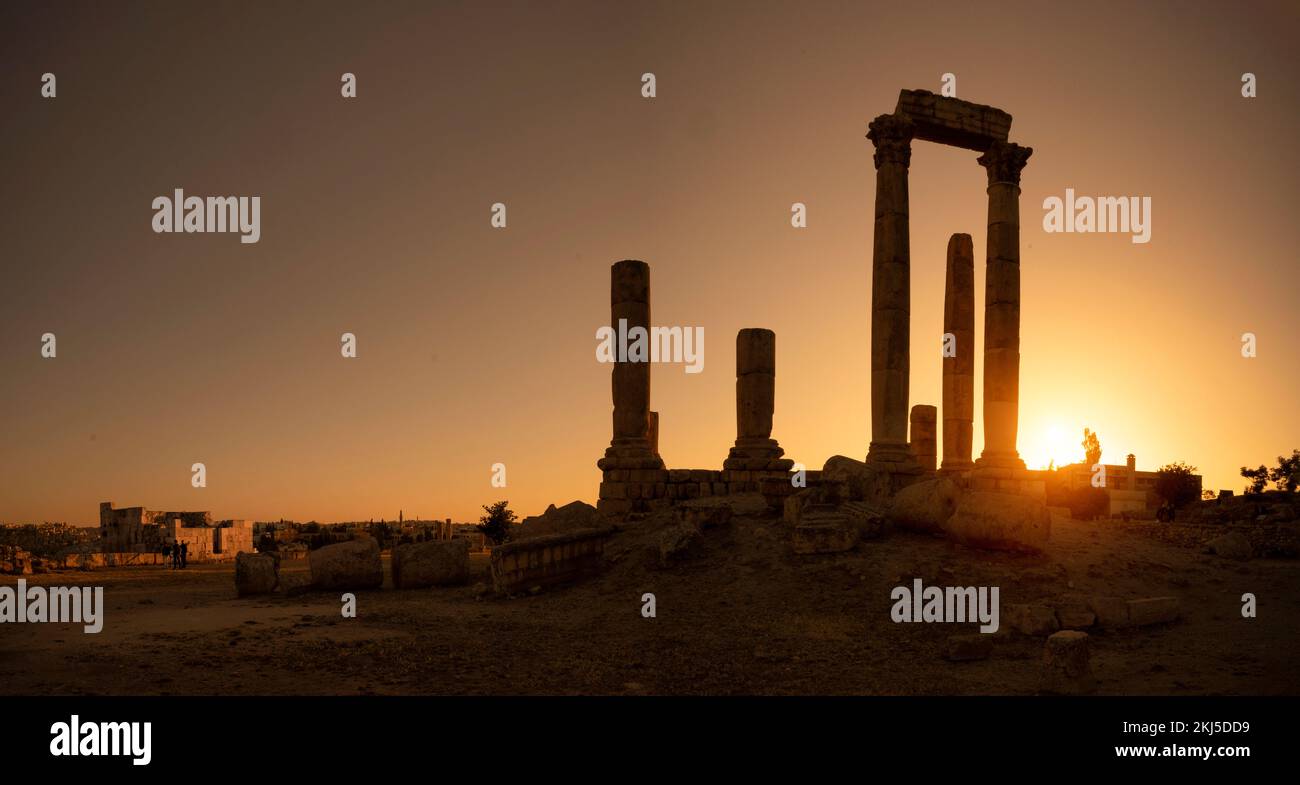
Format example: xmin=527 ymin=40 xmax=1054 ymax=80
xmin=975 ymin=142 xmax=1032 ymax=471
xmin=725 ymin=328 xmax=792 ymax=470
xmin=909 ymin=404 xmax=937 ymax=473
xmin=599 ymin=259 xmax=664 ymax=470
xmin=865 ymin=114 xmax=919 ymax=473
xmin=941 ymin=233 xmax=975 ymax=473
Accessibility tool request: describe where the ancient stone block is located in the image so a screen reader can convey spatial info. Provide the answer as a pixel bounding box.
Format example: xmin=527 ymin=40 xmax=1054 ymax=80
xmin=1005 ymin=603 xmax=1060 ymax=636
xmin=822 ymin=455 xmax=893 ymax=505
xmin=309 ymin=539 xmax=383 ymax=591
xmin=1127 ymin=597 xmax=1180 ymax=627
xmin=842 ymin=500 xmax=888 ymax=539
xmin=1040 ymin=631 xmax=1095 ymax=695
xmin=889 ymin=477 xmax=959 ymax=532
xmin=894 ymin=90 xmax=1012 ymax=153
xmin=1053 ymin=596 xmax=1096 ymax=629
xmin=234 ymin=552 xmax=278 ymax=596
xmin=392 ymin=539 xmax=470 ymax=588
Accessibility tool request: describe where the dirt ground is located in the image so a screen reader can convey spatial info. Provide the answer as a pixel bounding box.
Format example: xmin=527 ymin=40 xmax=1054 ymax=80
xmin=2 ymin=513 xmax=1298 ymax=696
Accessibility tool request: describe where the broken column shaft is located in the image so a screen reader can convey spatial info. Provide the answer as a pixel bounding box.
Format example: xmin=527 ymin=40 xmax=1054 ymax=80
xmin=941 ymin=233 xmax=975 ymax=473
xmin=725 ymin=328 xmax=792 ymax=470
xmin=599 ymin=259 xmax=663 ymax=471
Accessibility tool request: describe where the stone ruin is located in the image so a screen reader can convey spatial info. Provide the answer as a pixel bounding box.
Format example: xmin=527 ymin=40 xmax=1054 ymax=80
xmin=595 ymin=88 xmax=1052 ymax=552
xmin=596 ymin=259 xmax=799 ymax=516
xmin=99 ymin=501 xmax=253 ymax=561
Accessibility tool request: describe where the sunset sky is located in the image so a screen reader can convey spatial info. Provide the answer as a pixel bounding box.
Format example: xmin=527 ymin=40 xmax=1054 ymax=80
xmin=1 ymin=0 xmax=1297 ymax=525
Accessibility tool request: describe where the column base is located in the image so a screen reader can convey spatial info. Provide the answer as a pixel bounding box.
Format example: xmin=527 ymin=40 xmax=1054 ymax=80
xmin=969 ymin=454 xmax=1044 ymax=500
xmin=723 ymin=438 xmax=794 ymax=471
xmin=975 ymin=450 xmax=1025 ymax=471
xmin=866 ymin=440 xmax=923 ymax=476
xmin=938 ymin=459 xmax=975 ymax=476
xmin=597 ymin=437 xmax=665 ymax=471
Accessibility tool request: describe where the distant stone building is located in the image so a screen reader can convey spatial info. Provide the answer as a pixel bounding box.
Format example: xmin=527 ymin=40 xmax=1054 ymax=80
xmin=1054 ymin=455 xmax=1202 ymax=516
xmin=98 ymin=502 xmax=252 ymax=559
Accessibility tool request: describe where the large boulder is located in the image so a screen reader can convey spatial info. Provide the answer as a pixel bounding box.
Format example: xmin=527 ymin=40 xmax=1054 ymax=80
xmin=309 ymin=539 xmax=383 ymax=591
xmin=943 ymin=491 xmax=1050 ymax=551
xmin=516 ymin=501 xmax=602 ymax=540
xmin=890 ymin=477 xmax=960 ymax=532
xmin=235 ymin=552 xmax=279 ymax=597
xmin=392 ymin=539 xmax=470 ymax=588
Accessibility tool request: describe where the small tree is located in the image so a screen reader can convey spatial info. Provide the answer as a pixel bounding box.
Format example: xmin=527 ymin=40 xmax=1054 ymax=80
xmin=477 ymin=501 xmax=517 ymax=545
xmin=1268 ymin=449 xmax=1300 ymax=492
xmin=1082 ymin=428 xmax=1102 ymax=468
xmin=1154 ymin=462 xmax=1200 ymax=507
xmin=1241 ymin=465 xmax=1270 ymax=494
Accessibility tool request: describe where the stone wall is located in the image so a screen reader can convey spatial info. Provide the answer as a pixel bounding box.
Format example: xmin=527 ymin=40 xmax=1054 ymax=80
xmin=54 ymin=553 xmax=169 ymax=569
xmin=598 ymin=468 xmax=803 ymax=515
xmin=214 ymin=520 xmax=254 ymax=555
xmin=99 ymin=502 xmax=214 ymax=552
xmin=170 ymin=523 xmax=217 ymax=560
xmin=967 ymin=468 xmax=1047 ymax=500
xmin=490 ymin=527 xmax=614 ymax=594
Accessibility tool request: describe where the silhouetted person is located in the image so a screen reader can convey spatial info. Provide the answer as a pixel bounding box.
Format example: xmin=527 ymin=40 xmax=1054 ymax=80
xmin=180 ymin=542 xmax=189 ymax=569
xmin=170 ymin=543 xmax=180 ymax=569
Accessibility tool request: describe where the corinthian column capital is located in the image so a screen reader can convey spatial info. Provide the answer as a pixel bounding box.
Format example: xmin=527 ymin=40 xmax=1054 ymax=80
xmin=977 ymin=141 xmax=1033 ymax=186
xmin=867 ymin=113 xmax=914 ymax=169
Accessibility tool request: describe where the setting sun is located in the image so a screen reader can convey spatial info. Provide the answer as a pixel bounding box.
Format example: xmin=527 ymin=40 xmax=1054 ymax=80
xmin=1020 ymin=421 xmax=1080 ymax=470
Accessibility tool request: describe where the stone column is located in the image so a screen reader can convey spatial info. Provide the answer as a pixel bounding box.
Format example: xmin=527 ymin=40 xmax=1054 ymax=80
xmin=725 ymin=328 xmax=792 ymax=470
xmin=909 ymin=404 xmax=937 ymax=473
xmin=599 ymin=259 xmax=663 ymax=470
xmin=865 ymin=114 xmax=919 ymax=474
xmin=975 ymin=142 xmax=1032 ymax=471
xmin=941 ymin=233 xmax=975 ymax=473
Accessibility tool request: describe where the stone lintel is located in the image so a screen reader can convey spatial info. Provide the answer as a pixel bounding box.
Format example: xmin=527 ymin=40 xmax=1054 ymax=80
xmin=894 ymin=89 xmax=1012 ymax=152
